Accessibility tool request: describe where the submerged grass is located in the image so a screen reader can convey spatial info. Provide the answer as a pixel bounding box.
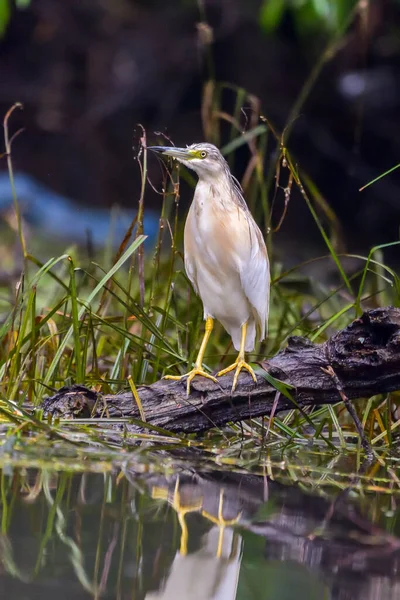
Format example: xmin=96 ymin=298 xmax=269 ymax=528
xmin=0 ymin=73 xmax=399 ymax=464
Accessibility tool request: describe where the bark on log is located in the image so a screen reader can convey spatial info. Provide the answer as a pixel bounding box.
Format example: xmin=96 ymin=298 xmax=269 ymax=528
xmin=42 ymin=307 xmax=400 ymax=433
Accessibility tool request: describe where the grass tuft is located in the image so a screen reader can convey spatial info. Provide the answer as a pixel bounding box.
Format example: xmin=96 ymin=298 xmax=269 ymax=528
xmin=0 ymin=79 xmax=399 ymax=457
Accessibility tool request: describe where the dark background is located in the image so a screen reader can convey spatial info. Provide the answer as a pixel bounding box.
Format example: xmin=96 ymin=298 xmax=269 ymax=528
xmin=0 ymin=0 xmax=399 ymax=264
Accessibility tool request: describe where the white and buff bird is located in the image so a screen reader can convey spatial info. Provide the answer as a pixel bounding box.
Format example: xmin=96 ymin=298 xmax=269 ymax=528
xmin=148 ymin=143 xmax=270 ymax=394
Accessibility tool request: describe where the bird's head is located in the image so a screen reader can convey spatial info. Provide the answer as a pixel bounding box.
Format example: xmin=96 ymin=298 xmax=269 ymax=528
xmin=147 ymin=143 xmax=227 ymax=180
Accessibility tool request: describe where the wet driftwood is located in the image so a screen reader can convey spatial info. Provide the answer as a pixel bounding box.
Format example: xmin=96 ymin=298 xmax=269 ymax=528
xmin=42 ymin=307 xmax=400 ymax=433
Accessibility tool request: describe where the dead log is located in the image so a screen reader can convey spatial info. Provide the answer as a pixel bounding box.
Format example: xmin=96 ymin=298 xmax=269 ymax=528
xmin=42 ymin=307 xmax=400 ymax=433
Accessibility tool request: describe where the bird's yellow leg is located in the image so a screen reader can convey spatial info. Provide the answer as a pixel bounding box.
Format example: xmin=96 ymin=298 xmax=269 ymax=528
xmin=164 ymin=317 xmax=218 ymax=396
xmin=217 ymin=321 xmax=257 ymax=392
xmin=201 ymin=489 xmax=242 ymax=558
xmin=152 ymin=478 xmax=203 ymax=555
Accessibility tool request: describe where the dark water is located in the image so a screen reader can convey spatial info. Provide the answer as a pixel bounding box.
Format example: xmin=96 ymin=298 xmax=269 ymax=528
xmin=1 ymin=459 xmax=400 ymax=600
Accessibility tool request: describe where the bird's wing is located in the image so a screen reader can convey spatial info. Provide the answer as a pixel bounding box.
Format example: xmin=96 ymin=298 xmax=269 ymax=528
xmin=239 ymin=217 xmax=270 ymax=340
xmin=184 ymin=252 xmax=199 ymax=295
xmin=183 ymin=207 xmax=199 ymax=295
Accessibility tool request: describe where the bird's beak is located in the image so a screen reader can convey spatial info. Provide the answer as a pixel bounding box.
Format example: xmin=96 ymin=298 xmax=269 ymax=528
xmin=147 ymin=146 xmax=193 ymax=160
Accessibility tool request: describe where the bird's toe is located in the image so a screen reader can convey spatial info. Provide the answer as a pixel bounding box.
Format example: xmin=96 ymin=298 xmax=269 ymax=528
xmin=164 ymin=368 xmax=217 ymax=396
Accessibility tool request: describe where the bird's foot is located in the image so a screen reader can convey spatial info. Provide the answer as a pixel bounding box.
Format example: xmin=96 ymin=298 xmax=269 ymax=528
xmin=217 ymin=358 xmax=257 ymax=392
xmin=152 ymin=478 xmax=202 ymax=555
xmin=201 ymin=490 xmax=242 ymax=558
xmin=164 ymin=366 xmax=218 ymax=396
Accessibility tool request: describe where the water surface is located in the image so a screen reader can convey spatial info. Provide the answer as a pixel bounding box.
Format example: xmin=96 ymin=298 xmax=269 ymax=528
xmin=1 ymin=446 xmax=400 ymax=600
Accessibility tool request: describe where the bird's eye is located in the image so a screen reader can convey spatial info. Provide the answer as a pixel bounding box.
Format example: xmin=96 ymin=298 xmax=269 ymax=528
xmin=200 ymin=151 xmax=208 ymax=158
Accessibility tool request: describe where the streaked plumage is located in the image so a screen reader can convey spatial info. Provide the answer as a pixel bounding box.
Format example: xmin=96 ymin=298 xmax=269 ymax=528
xmin=148 ymin=142 xmax=270 ymax=394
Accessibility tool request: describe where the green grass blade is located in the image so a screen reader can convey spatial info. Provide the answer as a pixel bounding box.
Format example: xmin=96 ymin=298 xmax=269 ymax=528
xmin=42 ymin=236 xmax=146 ymax=389
xmin=69 ymin=257 xmax=83 ymax=383
xmin=359 ymin=163 xmax=400 ymax=191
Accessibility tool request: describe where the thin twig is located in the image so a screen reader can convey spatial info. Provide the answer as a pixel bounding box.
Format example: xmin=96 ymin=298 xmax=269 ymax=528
xmin=3 ymin=103 xmax=26 ymax=259
xmin=321 ymin=365 xmax=373 ymax=459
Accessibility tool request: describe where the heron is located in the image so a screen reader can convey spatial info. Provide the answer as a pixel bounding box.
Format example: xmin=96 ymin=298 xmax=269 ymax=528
xmin=148 ymin=143 xmax=270 ymax=395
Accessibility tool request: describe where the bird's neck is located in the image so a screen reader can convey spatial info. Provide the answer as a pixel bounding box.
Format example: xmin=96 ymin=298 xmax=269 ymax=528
xmin=194 ymin=173 xmax=233 ymax=207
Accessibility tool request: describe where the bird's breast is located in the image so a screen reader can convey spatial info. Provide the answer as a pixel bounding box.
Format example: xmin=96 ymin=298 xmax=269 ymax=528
xmin=185 ymin=184 xmax=257 ymax=299
xmin=187 ymin=197 xmax=244 ymax=270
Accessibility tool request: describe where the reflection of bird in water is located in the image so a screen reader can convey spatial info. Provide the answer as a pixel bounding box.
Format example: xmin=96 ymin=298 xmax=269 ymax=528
xmin=149 ymin=143 xmax=270 ymax=395
xmin=146 ymin=490 xmax=242 ymax=600
xmin=152 ymin=478 xmax=203 ymax=556
xmin=151 ymin=479 xmax=242 ymax=558
xmin=149 ymin=474 xmax=245 ymax=598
